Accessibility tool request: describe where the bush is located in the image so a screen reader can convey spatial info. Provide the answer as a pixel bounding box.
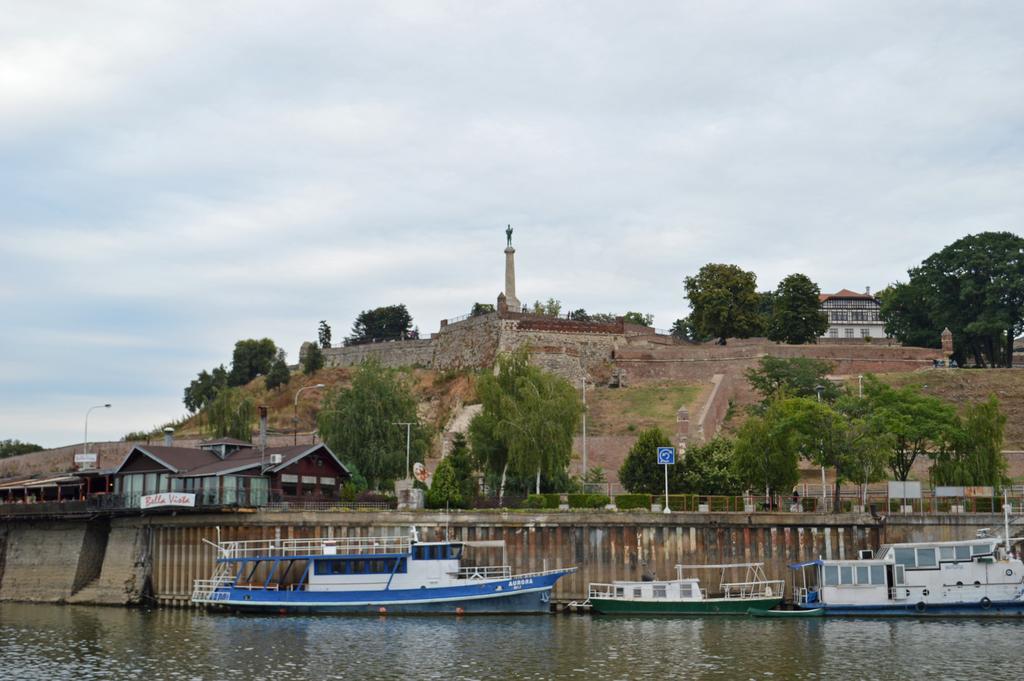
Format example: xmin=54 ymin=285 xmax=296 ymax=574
xmin=614 ymin=493 xmax=651 ymax=510
xmin=568 ymin=493 xmax=610 ymax=509
xmin=356 ymin=491 xmax=392 ymax=504
xmin=521 ymin=493 xmax=562 ymax=509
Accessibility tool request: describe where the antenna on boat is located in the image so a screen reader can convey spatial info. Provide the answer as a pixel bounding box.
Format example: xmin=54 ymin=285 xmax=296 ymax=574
xmin=1005 ymin=490 xmax=1012 ymax=556
xmin=445 ymin=502 xmax=450 ymax=542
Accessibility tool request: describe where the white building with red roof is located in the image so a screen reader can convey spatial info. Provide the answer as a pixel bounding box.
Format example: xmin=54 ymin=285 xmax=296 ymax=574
xmin=818 ymin=288 xmax=890 ymax=341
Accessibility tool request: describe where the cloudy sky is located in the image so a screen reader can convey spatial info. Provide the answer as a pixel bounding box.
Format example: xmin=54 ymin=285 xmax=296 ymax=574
xmin=2 ymin=1 xmax=1021 ymax=447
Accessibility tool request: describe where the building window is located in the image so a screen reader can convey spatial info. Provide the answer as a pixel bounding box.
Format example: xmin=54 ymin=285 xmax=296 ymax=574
xmin=845 ymin=328 xmax=855 ymax=338
xmin=829 ymin=329 xmax=838 ymax=338
xmin=860 ymin=328 xmax=869 ymax=337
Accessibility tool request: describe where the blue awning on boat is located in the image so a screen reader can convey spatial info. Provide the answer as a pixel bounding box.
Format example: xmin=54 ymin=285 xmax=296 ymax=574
xmin=789 ymin=560 xmax=824 ymax=569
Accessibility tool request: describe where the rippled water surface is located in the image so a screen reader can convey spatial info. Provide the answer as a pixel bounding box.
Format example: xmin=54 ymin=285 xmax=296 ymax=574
xmin=2 ymin=603 xmax=1022 ymax=680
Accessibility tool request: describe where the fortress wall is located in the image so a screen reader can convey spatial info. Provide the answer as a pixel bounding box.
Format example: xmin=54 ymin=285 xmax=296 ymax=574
xmin=433 ymin=313 xmax=504 ymax=370
xmin=322 ymin=339 xmax=435 ymax=369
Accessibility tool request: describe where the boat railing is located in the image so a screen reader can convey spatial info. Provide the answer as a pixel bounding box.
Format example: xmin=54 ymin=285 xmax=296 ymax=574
xmin=720 ymin=579 xmax=785 ymax=599
xmin=191 ymin=575 xmax=234 ymax=603
xmin=213 ymin=535 xmax=412 ymax=559
xmin=588 ymin=583 xmax=621 ymax=599
xmin=454 ymin=565 xmax=512 ymax=580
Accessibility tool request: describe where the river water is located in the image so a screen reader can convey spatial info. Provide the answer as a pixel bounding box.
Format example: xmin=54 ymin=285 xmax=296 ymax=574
xmin=2 ymin=603 xmax=1021 ymax=680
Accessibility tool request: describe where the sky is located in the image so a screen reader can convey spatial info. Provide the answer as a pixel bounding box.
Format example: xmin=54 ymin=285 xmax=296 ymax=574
xmin=1 ymin=1 xmax=1022 ymax=448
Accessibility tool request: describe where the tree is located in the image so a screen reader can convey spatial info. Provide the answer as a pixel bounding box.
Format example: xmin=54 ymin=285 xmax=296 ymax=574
xmin=183 ymin=364 xmax=228 ymax=413
xmin=318 ymin=321 xmax=332 ymax=349
xmin=745 ymin=356 xmax=839 ymax=405
xmin=530 ymin=298 xmax=562 ymax=316
xmin=619 ymin=427 xmax=674 ymax=494
xmin=0 ymin=439 xmax=44 ymax=459
xmin=302 ymin=343 xmax=325 ymax=375
xmin=317 ymin=359 xmax=427 ymax=488
xmin=878 ymin=281 xmax=942 ymax=349
xmin=623 ymin=311 xmax=654 ymax=327
xmin=863 ymin=376 xmax=958 ymax=481
xmin=670 ymin=317 xmax=711 ymax=343
xmin=207 ymin=388 xmax=256 ymax=441
xmin=469 ymin=347 xmax=583 ymax=497
xmin=567 ymin=309 xmax=591 ymax=321
xmin=684 ymin=263 xmax=761 ymax=344
xmin=346 ymin=304 xmax=413 ymax=345
xmin=931 ymin=395 xmax=1008 ymax=487
xmin=426 ymin=456 xmax=465 ymax=508
xmin=265 ymin=349 xmax=291 ymax=391
xmin=882 ymin=232 xmax=1024 ymax=367
xmin=767 ymin=273 xmax=829 ymax=344
xmin=733 ymin=402 xmax=801 ymax=498
xmin=228 ymin=338 xmax=278 ymax=386
xmin=676 ymin=438 xmax=743 ymax=495
xmin=471 ymin=302 xmax=496 ymax=317
xmin=446 ymin=432 xmax=477 ymax=502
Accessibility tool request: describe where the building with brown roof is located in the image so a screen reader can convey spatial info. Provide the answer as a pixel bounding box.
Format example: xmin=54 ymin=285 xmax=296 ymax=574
xmin=818 ymin=288 xmax=890 ymax=341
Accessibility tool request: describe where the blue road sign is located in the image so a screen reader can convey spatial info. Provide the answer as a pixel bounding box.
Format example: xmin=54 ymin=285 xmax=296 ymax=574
xmin=656 ymin=446 xmax=675 ymax=465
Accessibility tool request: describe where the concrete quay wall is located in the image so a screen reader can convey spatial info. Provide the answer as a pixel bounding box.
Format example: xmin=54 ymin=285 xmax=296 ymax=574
xmin=0 ymin=511 xmax=1001 ymax=606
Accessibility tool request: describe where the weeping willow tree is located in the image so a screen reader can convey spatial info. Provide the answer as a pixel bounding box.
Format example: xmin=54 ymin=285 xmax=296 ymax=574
xmin=931 ymin=396 xmax=1009 ymax=487
xmin=469 ymin=347 xmax=583 ymax=498
xmin=206 ymin=387 xmax=256 ymax=441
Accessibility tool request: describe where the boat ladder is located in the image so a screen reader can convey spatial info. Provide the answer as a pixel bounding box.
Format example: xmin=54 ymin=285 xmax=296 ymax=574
xmin=566 ymin=598 xmax=592 ymax=612
xmin=191 ymin=561 xmax=235 ymax=604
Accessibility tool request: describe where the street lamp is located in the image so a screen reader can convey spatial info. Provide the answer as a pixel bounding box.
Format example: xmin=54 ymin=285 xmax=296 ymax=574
xmin=581 ymin=378 xmax=589 ymax=486
xmin=394 ymin=422 xmax=413 ymax=479
xmin=815 ymin=385 xmax=826 ymax=508
xmin=293 ymin=384 xmax=325 ymax=445
xmin=84 ymin=404 xmax=112 ymax=464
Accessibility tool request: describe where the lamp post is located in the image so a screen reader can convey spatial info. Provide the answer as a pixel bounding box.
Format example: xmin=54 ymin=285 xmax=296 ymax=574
xmin=394 ymin=422 xmax=413 ymax=480
xmin=293 ymin=384 xmax=325 ymax=445
xmin=84 ymin=404 xmax=111 ymax=464
xmin=581 ymin=377 xmax=588 ymax=486
xmin=815 ymin=385 xmax=826 ymax=508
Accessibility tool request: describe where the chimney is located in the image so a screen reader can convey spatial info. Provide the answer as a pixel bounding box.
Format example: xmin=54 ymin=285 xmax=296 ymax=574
xmin=865 ymin=286 xmax=871 ymax=296
xmin=259 ymin=406 xmax=268 ymax=456
xmin=163 ymin=427 xmax=174 ymax=447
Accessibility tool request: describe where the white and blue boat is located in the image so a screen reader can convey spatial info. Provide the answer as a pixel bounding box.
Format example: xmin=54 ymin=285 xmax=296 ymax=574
xmin=191 ymin=529 xmax=575 ymax=614
xmin=792 ymin=535 xmax=1024 ymax=616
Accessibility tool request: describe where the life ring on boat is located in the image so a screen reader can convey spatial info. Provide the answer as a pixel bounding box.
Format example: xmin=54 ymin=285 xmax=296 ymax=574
xmin=980 ymin=597 xmax=992 ymax=610
xmin=914 ymin=601 xmax=926 ymax=613
xmin=1006 ymin=569 xmax=1013 ymax=577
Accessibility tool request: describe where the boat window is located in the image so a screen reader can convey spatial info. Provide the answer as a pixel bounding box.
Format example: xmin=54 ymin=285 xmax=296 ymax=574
xmin=870 ymin=565 xmax=886 ymax=585
xmin=823 ymin=565 xmax=839 ymax=586
xmin=450 ymin=545 xmax=463 ymax=560
xmin=894 ymin=548 xmax=916 ymax=568
xmin=893 ymin=565 xmax=905 ymax=586
xmin=916 ymin=548 xmax=937 ymax=568
xmin=972 ymin=544 xmax=991 ymax=556
xmin=955 ymin=545 xmax=972 ymax=561
xmin=633 ymin=588 xmax=642 ymax=598
xmin=679 ymin=583 xmax=694 ymax=598
xmin=371 ymin=560 xmax=385 ymax=574
xmin=396 ymin=558 xmax=407 ymax=573
xmin=615 ymin=587 xmax=624 ymax=598
xmin=939 ymin=547 xmax=955 ymax=561
xmin=840 ymin=566 xmax=854 ymax=585
xmin=653 ymin=585 xmax=667 ymax=598
xmin=856 ymin=566 xmax=869 ymax=585
xmin=352 ymin=560 xmax=365 ymax=574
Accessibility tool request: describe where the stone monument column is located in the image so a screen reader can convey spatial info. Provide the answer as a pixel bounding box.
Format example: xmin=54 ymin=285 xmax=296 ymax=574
xmin=504 ymin=225 xmax=521 ymax=313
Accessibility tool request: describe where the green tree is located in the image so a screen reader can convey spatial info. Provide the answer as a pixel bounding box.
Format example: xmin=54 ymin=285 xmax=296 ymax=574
xmin=318 ymin=321 xmax=332 ymax=349
xmin=669 ymin=316 xmax=711 ymax=343
xmin=426 ymin=456 xmax=465 ymax=508
xmin=265 ymin=349 xmax=291 ymax=391
xmin=471 ymin=302 xmax=496 ymax=316
xmin=684 ymin=263 xmax=761 ymax=344
xmin=733 ymin=402 xmax=801 ymax=498
xmin=618 ymin=427 xmax=674 ymax=494
xmin=207 ymin=388 xmax=256 ymax=441
xmin=677 ymin=438 xmax=743 ymax=495
xmin=469 ymin=348 xmax=583 ymax=497
xmin=345 ymin=304 xmax=413 ymax=345
xmin=882 ymin=231 xmax=1024 ymax=367
xmin=183 ymin=364 xmax=229 ymax=413
xmin=228 ymin=338 xmax=278 ymax=386
xmin=302 ymin=343 xmax=325 ymax=375
xmin=863 ymin=376 xmax=958 ymax=481
xmin=317 ymin=359 xmax=427 ymax=488
xmin=878 ymin=281 xmax=942 ymax=349
xmin=567 ymin=309 xmax=591 ymax=321
xmin=745 ymin=356 xmax=839 ymax=405
xmin=0 ymin=439 xmax=44 ymax=458
xmin=767 ymin=273 xmax=829 ymax=344
xmin=623 ymin=311 xmax=654 ymax=327
xmin=931 ymin=395 xmax=1008 ymax=487
xmin=446 ymin=432 xmax=477 ymax=502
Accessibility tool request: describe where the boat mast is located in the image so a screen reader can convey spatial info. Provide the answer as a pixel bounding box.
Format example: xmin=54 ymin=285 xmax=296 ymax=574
xmin=1005 ymin=490 xmax=1011 ymax=556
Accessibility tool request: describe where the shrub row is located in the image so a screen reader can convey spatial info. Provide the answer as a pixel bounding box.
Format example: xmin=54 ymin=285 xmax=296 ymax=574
xmin=567 ymin=493 xmax=610 ymax=509
xmin=614 ymin=494 xmax=651 ymax=510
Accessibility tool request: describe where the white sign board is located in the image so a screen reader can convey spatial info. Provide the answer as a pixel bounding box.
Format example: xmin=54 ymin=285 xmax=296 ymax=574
xmin=888 ymin=481 xmax=922 ymax=499
xmin=935 ymin=486 xmax=966 ymax=498
xmin=141 ymin=493 xmax=196 ymax=509
xmin=74 ymin=453 xmax=98 ymax=464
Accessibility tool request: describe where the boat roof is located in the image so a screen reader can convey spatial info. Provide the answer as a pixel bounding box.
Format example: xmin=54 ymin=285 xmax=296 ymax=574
xmin=790 ymin=560 xmax=824 ymax=569
xmin=880 ymin=538 xmax=1004 ymax=549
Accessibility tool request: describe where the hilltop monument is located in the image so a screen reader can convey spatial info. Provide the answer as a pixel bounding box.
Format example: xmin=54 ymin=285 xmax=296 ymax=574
xmin=503 ymin=224 xmax=521 ymax=313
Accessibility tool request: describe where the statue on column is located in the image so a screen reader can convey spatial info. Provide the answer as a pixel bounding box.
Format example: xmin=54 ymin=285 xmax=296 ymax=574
xmin=505 ymin=224 xmax=513 ymax=247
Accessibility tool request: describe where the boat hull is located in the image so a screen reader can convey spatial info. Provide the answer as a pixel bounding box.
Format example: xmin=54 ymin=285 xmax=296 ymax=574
xmin=799 ymin=601 xmax=1024 ymax=617
xmin=748 ymin=607 xmax=823 ymax=618
xmin=205 ymin=570 xmax=571 ymax=615
xmin=591 ymin=596 xmax=783 ymax=615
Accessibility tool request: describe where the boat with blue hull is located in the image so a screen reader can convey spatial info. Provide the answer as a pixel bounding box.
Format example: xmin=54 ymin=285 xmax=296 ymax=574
xmin=792 ymin=535 xmax=1024 ymax=617
xmin=191 ymin=529 xmax=575 ymax=614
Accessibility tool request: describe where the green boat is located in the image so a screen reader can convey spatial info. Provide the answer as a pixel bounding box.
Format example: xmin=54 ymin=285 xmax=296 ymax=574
xmin=747 ymin=607 xmax=824 ymax=618
xmin=587 ymin=563 xmax=784 ymax=615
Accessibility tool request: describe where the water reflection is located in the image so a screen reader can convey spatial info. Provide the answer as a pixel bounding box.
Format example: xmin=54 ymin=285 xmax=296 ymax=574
xmin=2 ymin=604 xmax=1022 ymax=680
